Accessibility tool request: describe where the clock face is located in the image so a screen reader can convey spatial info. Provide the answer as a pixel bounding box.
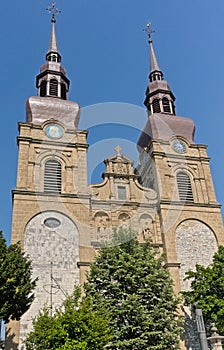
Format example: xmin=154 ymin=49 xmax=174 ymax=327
xmin=172 ymin=140 xmax=187 ymax=154
xmin=45 ymin=125 xmax=63 ymax=139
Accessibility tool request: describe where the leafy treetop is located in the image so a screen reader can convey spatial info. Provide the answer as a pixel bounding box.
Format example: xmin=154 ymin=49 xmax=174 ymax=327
xmin=25 ymin=286 xmax=111 ymax=350
xmin=0 ymin=231 xmax=36 ymax=323
xmin=85 ymin=228 xmax=182 ymax=350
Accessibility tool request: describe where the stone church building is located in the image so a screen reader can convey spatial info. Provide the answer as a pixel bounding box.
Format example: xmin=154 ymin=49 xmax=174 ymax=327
xmin=7 ymin=11 xmax=224 ymax=350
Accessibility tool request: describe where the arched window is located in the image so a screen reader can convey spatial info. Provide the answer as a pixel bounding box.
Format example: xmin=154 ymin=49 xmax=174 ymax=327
xmin=162 ymin=97 xmax=171 ymax=113
xmin=49 ymin=78 xmax=58 ymax=97
xmin=61 ymin=83 xmax=67 ymax=100
xmin=152 ymin=99 xmax=161 ymax=113
xmin=40 ymin=80 xmax=47 ymax=97
xmin=44 ymin=159 xmax=62 ymax=193
xmin=177 ymin=172 xmax=194 ymax=203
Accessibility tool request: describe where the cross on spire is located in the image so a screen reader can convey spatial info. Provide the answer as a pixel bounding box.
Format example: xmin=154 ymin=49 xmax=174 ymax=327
xmin=46 ymin=2 xmax=61 ymax=23
xmin=143 ymin=22 xmax=155 ymax=43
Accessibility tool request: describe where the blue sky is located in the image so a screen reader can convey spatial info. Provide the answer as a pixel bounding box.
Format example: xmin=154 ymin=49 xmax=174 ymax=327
xmin=0 ymin=0 xmax=224 ymax=243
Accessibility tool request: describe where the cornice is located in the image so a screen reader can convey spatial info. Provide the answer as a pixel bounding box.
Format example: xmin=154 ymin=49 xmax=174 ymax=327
xmin=90 ymin=199 xmax=158 ymax=209
xmin=12 ymin=190 xmax=91 ymax=199
xmin=17 ymin=136 xmax=89 ymax=149
xmin=18 ymin=122 xmax=88 ymax=136
xmin=150 ymin=150 xmax=210 ymax=162
xmin=159 ymin=200 xmax=221 ymax=209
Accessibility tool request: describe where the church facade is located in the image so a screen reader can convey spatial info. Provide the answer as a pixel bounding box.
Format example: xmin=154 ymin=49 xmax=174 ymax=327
xmin=7 ymin=13 xmax=224 ymax=350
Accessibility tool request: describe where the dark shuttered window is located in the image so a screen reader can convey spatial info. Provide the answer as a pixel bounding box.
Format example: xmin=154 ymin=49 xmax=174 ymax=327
xmin=40 ymin=80 xmax=47 ymax=97
xmin=49 ymin=79 xmax=58 ymax=97
xmin=162 ymin=97 xmax=171 ymax=113
xmin=61 ymin=83 xmax=67 ymax=100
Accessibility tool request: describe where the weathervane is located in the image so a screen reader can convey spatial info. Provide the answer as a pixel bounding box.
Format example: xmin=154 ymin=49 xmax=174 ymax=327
xmin=143 ymin=22 xmax=155 ymax=42
xmin=46 ymin=2 xmax=61 ymax=22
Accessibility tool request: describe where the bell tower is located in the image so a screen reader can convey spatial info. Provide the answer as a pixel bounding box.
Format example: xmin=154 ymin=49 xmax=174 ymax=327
xmin=8 ymin=4 xmax=90 ymax=348
xmin=137 ymin=23 xmax=224 ymax=294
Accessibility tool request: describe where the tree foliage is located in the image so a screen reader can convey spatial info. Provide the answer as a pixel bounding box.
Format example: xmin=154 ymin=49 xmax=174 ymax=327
xmin=85 ymin=228 xmax=182 ymax=349
xmin=0 ymin=231 xmax=36 ymax=323
xmin=183 ymin=245 xmax=224 ymax=334
xmin=25 ymin=286 xmax=111 ymax=350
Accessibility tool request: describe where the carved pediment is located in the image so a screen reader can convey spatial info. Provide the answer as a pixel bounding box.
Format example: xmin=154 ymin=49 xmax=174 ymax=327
xmin=104 ymin=146 xmax=135 ymax=177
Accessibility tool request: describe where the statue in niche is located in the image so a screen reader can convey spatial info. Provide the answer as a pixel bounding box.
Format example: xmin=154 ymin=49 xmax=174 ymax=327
xmin=118 ymin=213 xmax=130 ymax=229
xmin=94 ymin=212 xmax=110 ymax=241
xmin=138 ymin=215 xmax=153 ymax=243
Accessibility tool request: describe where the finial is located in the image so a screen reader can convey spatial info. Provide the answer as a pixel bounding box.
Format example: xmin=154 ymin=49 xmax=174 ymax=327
xmin=46 ymin=2 xmax=61 ymax=23
xmin=143 ymin=22 xmax=155 ymax=43
xmin=115 ymin=145 xmax=122 ymax=156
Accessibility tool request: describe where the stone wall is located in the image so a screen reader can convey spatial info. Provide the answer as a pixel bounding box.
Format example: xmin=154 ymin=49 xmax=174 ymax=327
xmin=19 ymin=211 xmax=80 ymax=347
xmin=175 ymin=219 xmax=218 ymax=291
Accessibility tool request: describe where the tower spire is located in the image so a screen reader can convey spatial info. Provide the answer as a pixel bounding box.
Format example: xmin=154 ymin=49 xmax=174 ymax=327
xmin=143 ymin=22 xmax=176 ymax=115
xmin=46 ymin=2 xmax=61 ymax=63
xmin=143 ymin=23 xmax=163 ymax=82
xmin=34 ymin=2 xmax=70 ymax=100
xmin=26 ymin=2 xmax=80 ymax=130
xmin=48 ymin=17 xmax=59 ymax=54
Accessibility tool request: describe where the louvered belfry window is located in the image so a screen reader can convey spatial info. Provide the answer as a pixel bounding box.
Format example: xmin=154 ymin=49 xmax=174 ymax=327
xmin=40 ymin=80 xmax=47 ymax=97
xmin=44 ymin=160 xmax=62 ymax=194
xmin=162 ymin=97 xmax=171 ymax=113
xmin=61 ymin=83 xmax=67 ymax=100
xmin=49 ymin=78 xmax=58 ymax=97
xmin=152 ymin=99 xmax=161 ymax=113
xmin=177 ymin=172 xmax=194 ymax=203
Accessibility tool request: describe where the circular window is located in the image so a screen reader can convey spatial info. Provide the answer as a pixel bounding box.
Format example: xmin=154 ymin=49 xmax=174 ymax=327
xmin=44 ymin=217 xmax=61 ymax=229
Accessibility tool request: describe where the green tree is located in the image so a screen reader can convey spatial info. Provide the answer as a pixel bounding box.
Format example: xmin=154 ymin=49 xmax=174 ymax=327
xmin=25 ymin=286 xmax=111 ymax=350
xmin=85 ymin=228 xmax=182 ymax=349
xmin=0 ymin=231 xmax=36 ymax=323
xmin=183 ymin=245 xmax=224 ymax=334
